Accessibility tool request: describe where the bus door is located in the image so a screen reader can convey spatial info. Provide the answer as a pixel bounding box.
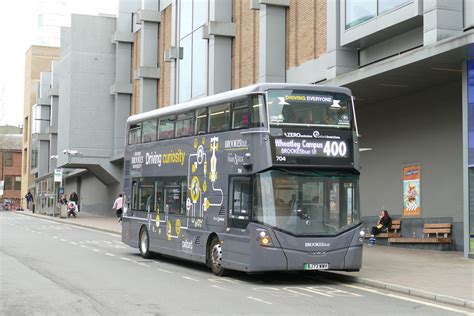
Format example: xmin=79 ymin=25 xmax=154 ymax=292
xmin=226 ymin=176 xmax=252 ymax=259
xmin=162 ymin=177 xmax=187 ymax=250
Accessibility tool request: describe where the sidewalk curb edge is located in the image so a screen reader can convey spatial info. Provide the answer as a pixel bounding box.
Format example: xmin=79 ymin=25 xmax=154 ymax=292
xmin=323 ymin=272 xmax=473 ymax=310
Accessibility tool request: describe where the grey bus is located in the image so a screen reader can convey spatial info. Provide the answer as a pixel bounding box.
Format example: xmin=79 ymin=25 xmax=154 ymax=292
xmin=122 ymin=83 xmax=364 ymax=276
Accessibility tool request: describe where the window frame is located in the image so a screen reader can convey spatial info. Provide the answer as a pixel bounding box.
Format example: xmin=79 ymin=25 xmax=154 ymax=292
xmin=142 ymin=119 xmax=158 ymax=143
xmin=231 ymin=99 xmax=250 ymax=130
xmin=158 ymin=115 xmax=176 ymax=140
xmin=128 ymin=123 xmax=142 ymax=145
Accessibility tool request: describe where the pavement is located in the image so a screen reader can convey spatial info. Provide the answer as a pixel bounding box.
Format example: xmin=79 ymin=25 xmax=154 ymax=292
xmin=11 ymin=209 xmax=474 ymax=310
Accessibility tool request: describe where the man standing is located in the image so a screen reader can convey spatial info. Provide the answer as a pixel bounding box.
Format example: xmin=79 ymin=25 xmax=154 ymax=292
xmin=113 ymin=193 xmax=124 ymax=222
xmin=25 ymin=191 xmax=33 ymax=211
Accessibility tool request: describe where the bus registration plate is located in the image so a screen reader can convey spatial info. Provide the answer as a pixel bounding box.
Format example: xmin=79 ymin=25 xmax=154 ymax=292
xmin=304 ymin=263 xmax=329 ymax=270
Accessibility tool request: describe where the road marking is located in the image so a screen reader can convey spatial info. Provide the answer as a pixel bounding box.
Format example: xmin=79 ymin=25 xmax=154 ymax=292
xmin=105 ymin=253 xmax=115 ymax=257
xmin=247 ymin=296 xmax=272 ymax=305
xmin=138 ymin=263 xmax=151 ymax=267
xmin=210 ymin=285 xmax=226 ymax=290
xmin=102 ymin=241 xmax=112 ymax=244
xmin=158 ymin=268 xmax=173 ymax=274
xmin=60 ymin=239 xmax=67 ymax=242
xmin=182 ymin=276 xmax=199 ymax=282
xmin=52 ymin=236 xmax=58 ymax=239
xmin=342 ymin=284 xmax=470 ymax=314
xmin=121 ymin=257 xmax=133 ymax=261
xmin=80 ymin=245 xmax=87 ymax=248
xmin=92 ymin=249 xmax=100 ymax=252
xmin=70 ymin=242 xmax=78 ymax=245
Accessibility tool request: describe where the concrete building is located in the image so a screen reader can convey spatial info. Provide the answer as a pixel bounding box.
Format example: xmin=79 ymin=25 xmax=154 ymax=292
xmin=21 ymin=46 xmax=60 ymax=211
xmin=0 ymin=126 xmax=23 ymax=207
xmin=28 ymin=0 xmax=473 ymax=258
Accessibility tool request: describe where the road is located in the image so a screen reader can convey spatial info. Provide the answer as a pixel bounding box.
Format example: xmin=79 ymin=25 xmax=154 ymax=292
xmin=0 ymin=212 xmax=470 ymax=315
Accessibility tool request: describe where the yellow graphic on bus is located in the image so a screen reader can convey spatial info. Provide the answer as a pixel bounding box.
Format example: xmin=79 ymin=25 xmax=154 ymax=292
xmin=175 ymin=219 xmax=181 ymax=235
xmin=167 ymin=221 xmax=172 ymax=240
xmin=155 ymin=214 xmax=160 ymax=227
xmin=193 ymin=138 xmax=198 ymax=149
xmin=190 ymin=176 xmax=200 ymax=202
xmin=202 ymin=180 xmax=207 ymax=192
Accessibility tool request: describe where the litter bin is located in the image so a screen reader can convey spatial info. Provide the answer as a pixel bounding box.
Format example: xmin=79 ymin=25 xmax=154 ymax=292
xmin=60 ymin=204 xmax=67 ymax=218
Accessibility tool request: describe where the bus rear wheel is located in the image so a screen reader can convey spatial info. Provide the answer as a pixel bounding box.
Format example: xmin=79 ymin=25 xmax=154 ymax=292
xmin=139 ymin=227 xmax=152 ymax=259
xmin=209 ymin=237 xmax=227 ymax=276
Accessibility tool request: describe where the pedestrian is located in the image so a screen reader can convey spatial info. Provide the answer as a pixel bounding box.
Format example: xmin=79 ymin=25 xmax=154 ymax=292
xmin=113 ymin=193 xmax=124 ymax=222
xmin=369 ymin=210 xmax=392 ymax=245
xmin=59 ymin=193 xmax=68 ymax=205
xmin=25 ymin=191 xmax=33 ymax=210
xmin=69 ymin=191 xmax=79 ymax=212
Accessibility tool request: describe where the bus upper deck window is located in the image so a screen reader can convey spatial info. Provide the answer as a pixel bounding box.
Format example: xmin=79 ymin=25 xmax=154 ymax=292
xmin=142 ymin=119 xmax=157 ymax=143
xmin=128 ymin=123 xmax=142 ymax=145
xmin=175 ymin=111 xmax=194 ymax=138
xmin=158 ymin=115 xmax=176 ymax=140
xmin=195 ymin=108 xmax=208 ymax=135
xmin=209 ymin=103 xmax=230 ymax=133
xmin=251 ymin=95 xmax=265 ymax=128
xmin=232 ymin=100 xmax=249 ymax=129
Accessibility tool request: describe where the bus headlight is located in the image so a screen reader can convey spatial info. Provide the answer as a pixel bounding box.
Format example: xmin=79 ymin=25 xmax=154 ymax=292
xmin=257 ymin=230 xmax=274 ymax=247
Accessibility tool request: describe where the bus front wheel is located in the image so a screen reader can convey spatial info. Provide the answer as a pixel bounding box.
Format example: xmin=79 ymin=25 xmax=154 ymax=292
xmin=139 ymin=227 xmax=152 ymax=259
xmin=209 ymin=237 xmax=227 ymax=276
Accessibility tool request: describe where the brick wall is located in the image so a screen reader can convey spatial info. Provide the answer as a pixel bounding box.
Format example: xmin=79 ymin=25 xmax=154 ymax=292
xmin=158 ymin=6 xmax=172 ymax=108
xmin=1 ymin=150 xmax=22 ymax=201
xmin=232 ymin=0 xmax=259 ymax=89
xmin=286 ymin=0 xmax=327 ymax=69
xmin=131 ymin=31 xmax=141 ymax=116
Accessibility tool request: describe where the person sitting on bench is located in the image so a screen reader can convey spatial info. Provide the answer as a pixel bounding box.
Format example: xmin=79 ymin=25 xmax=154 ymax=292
xmin=369 ymin=210 xmax=392 ymax=244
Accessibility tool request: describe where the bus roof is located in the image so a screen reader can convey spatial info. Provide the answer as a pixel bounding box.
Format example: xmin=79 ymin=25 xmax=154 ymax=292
xmin=127 ymin=83 xmax=352 ymax=125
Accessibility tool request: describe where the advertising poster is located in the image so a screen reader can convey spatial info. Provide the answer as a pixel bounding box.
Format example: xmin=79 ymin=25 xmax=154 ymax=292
xmin=403 ymin=164 xmax=421 ymax=217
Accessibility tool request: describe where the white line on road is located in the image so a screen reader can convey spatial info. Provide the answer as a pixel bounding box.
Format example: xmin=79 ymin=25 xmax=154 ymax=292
xmin=92 ymin=249 xmax=100 ymax=252
xmin=102 ymin=241 xmax=112 ymax=244
xmin=70 ymin=242 xmax=78 ymax=245
xmin=182 ymin=276 xmax=199 ymax=282
xmin=105 ymin=253 xmax=115 ymax=257
xmin=137 ymin=263 xmax=151 ymax=267
xmin=52 ymin=236 xmax=58 ymax=239
xmin=120 ymin=257 xmax=133 ymax=261
xmin=60 ymin=239 xmax=67 ymax=242
xmin=341 ymin=284 xmax=470 ymax=314
xmin=210 ymin=285 xmax=227 ymax=290
xmin=80 ymin=245 xmax=87 ymax=248
xmin=158 ymin=268 xmax=173 ymax=274
xmin=247 ymin=296 xmax=272 ymax=305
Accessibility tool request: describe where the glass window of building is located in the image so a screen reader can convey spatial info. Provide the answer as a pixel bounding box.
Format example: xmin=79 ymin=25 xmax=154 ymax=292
xmin=378 ymin=0 xmax=412 ymax=14
xmin=178 ymin=0 xmax=209 ymax=103
xmin=209 ymin=103 xmax=230 ymax=133
xmin=179 ymin=34 xmax=192 ymax=102
xmin=346 ymin=0 xmax=412 ymax=29
xmin=14 ymin=176 xmax=21 ymax=190
xmin=192 ymin=31 xmax=208 ymax=98
xmin=4 ymin=176 xmax=13 ymax=190
xmin=4 ymin=152 xmax=13 ymax=166
xmin=346 ymin=0 xmax=376 ymax=29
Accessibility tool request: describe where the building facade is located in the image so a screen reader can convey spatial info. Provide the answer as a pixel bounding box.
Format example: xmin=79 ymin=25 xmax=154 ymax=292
xmin=26 ymin=0 xmax=473 ymax=258
xmin=21 ymin=46 xmax=60 ymax=212
xmin=0 ymin=126 xmax=23 ymax=207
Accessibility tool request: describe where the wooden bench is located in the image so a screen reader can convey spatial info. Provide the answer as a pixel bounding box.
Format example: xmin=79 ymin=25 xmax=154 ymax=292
xmin=388 ymin=223 xmax=452 ymax=244
xmin=365 ymin=219 xmax=401 ymax=238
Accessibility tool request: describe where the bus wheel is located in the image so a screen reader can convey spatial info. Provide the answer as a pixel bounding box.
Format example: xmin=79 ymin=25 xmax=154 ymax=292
xmin=139 ymin=227 xmax=151 ymax=259
xmin=209 ymin=237 xmax=226 ymax=276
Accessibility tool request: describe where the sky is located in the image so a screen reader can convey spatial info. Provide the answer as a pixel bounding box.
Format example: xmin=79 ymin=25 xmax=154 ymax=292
xmin=0 ymin=0 xmax=117 ymax=127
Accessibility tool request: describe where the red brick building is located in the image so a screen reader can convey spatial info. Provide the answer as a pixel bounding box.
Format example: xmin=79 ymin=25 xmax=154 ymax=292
xmin=0 ymin=126 xmax=23 ymax=208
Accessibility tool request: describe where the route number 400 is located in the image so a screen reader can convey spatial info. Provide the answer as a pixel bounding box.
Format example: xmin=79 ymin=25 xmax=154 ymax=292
xmin=323 ymin=141 xmax=347 ymax=157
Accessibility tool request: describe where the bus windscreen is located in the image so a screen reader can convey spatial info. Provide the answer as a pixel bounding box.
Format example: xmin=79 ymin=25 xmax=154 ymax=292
xmin=267 ymin=89 xmax=352 ymax=128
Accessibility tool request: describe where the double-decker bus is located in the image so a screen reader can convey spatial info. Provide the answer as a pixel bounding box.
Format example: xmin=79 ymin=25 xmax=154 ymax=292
xmin=122 ymin=83 xmax=364 ymax=275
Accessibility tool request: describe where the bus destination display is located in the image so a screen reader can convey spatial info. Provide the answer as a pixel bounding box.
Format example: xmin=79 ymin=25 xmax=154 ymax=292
xmin=271 ymin=129 xmax=352 ymax=165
